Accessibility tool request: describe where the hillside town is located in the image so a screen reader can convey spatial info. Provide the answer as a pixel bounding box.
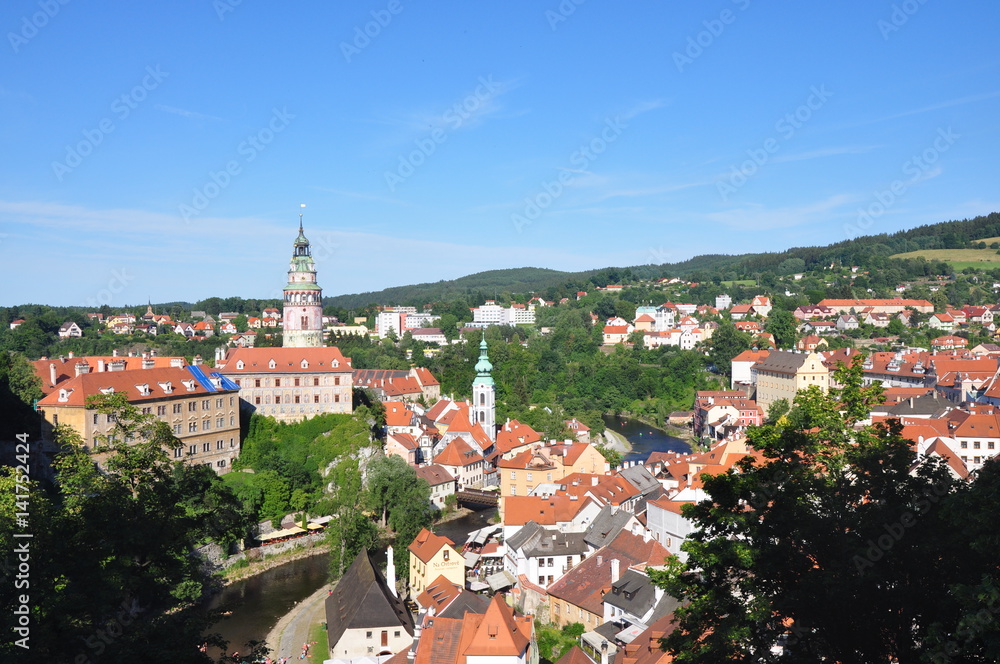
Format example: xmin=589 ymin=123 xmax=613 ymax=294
xmin=9 ymin=217 xmax=1000 ymax=663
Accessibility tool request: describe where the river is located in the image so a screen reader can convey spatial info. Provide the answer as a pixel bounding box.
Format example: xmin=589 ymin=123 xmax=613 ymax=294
xmin=205 ymin=505 xmax=496 ymax=656
xmin=602 ymin=414 xmax=691 ymax=463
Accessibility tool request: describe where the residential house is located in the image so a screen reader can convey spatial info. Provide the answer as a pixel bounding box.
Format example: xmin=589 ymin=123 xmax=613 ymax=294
xmin=835 ymin=314 xmax=859 ymax=331
xmin=408 ymin=528 xmax=464 ymax=595
xmin=325 ymin=550 xmax=414 ymax=661
xmin=434 ymin=437 xmax=486 ymax=489
xmin=505 ymin=521 xmax=589 ymax=593
xmin=730 ymin=350 xmax=770 ymax=389
xmin=751 ymin=350 xmax=829 ymax=414
xmin=416 ymin=464 xmax=457 ymax=509
xmin=406 ymin=594 xmax=535 ymax=664
xmin=58 ymin=321 xmax=83 ymax=338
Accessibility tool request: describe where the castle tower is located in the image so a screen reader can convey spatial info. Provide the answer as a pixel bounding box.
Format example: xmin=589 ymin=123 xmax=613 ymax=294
xmin=472 ymin=338 xmax=496 ymax=441
xmin=282 ymin=214 xmax=324 ymax=348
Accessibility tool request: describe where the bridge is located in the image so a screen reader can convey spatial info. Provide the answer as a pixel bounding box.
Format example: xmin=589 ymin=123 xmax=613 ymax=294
xmin=455 ymin=488 xmax=499 ymax=507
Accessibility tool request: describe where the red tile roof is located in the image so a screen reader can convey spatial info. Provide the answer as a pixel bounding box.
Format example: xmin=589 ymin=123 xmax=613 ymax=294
xmin=408 ymin=528 xmax=458 ymax=563
xmin=217 ymin=347 xmax=352 ymax=373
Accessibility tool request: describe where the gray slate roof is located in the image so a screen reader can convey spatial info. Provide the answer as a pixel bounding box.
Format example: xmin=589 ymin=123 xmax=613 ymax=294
xmin=753 ymin=349 xmax=812 ymax=375
xmin=618 ymin=465 xmax=661 ymax=496
xmin=325 ymin=550 xmax=414 ymax=650
xmin=603 ymin=569 xmax=657 ymax=616
xmin=583 ymin=505 xmax=633 ymax=549
xmin=507 ymin=521 xmax=588 ymax=557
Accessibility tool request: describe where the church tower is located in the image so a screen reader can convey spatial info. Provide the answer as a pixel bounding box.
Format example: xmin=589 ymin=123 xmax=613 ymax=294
xmin=282 ymin=214 xmax=324 ymax=348
xmin=471 ymin=338 xmax=496 ymax=441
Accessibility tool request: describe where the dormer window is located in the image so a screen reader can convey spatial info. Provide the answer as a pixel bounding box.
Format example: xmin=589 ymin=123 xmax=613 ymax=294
xmin=236 ymin=360 xmax=245 ymax=370
xmin=301 ymin=359 xmax=309 ymax=369
xmin=332 ymin=360 xmax=339 ymax=368
xmin=99 ymin=387 xmax=115 ymax=395
xmin=159 ymin=381 xmax=173 ymax=394
xmin=136 ymin=384 xmax=150 ymax=396
xmin=183 ymin=380 xmax=196 ymax=391
xmin=268 ymin=359 xmax=276 ymax=369
xmin=58 ymin=388 xmax=73 ymax=402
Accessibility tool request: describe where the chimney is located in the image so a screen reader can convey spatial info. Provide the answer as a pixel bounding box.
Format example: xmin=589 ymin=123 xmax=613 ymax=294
xmin=142 ymin=356 xmax=155 ymax=370
xmin=49 ymin=363 xmax=56 ymax=387
xmin=611 ymin=558 xmax=620 ymax=581
xmin=597 ymin=555 xmax=603 ymax=566
xmin=68 ymin=351 xmax=74 ymax=359
xmin=75 ymin=361 xmax=90 ymax=377
xmin=112 ymin=349 xmax=118 ymax=357
xmin=386 ymin=546 xmax=397 ymax=598
xmin=97 ymin=359 xmax=105 ymax=373
xmin=192 ymin=355 xmax=203 ymax=366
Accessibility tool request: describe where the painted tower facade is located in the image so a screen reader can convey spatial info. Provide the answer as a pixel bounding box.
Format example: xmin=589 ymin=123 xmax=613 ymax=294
xmin=282 ymin=217 xmax=324 ymax=348
xmin=471 ymin=338 xmax=496 ymax=441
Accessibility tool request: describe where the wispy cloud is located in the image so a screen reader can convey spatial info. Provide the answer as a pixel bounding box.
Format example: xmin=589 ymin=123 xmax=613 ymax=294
xmin=772 ymin=144 xmax=880 ymax=164
xmin=703 ymin=194 xmax=857 ymax=231
xmin=154 ymin=104 xmax=224 ymax=122
xmin=620 ymin=99 xmax=668 ymax=121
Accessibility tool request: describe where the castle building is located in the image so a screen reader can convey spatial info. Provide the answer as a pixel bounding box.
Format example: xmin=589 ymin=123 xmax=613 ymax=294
xmin=282 ymin=216 xmax=324 ymax=348
xmin=471 ymin=338 xmax=496 ymax=442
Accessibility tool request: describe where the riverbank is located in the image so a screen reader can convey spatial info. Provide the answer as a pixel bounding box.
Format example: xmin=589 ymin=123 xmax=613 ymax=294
xmin=265 ymin=583 xmax=330 ymax=661
xmin=611 ymin=413 xmax=698 ymax=445
xmin=222 ymin=541 xmax=331 ymax=585
xmin=600 ymin=428 xmax=632 ymax=454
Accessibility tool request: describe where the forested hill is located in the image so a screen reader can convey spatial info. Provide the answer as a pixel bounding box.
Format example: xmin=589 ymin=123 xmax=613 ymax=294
xmin=324 ymin=267 xmax=599 ymax=308
xmin=323 ymin=212 xmax=1000 ymax=307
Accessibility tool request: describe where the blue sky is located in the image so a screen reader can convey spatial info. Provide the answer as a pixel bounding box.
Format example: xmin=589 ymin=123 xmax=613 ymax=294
xmin=1 ymin=1 xmax=998 ymax=306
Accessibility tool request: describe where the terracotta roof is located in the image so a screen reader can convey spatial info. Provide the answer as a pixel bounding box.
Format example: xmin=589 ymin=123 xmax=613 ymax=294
xmin=408 ymin=528 xmax=459 ymax=564
xmin=731 ymin=349 xmax=770 ymax=363
xmin=217 ymin=346 xmax=352 ymax=373
xmin=612 ymin=613 xmax=677 ymax=664
xmin=387 ymin=431 xmax=420 ymax=451
xmin=32 ymin=355 xmax=187 ymax=394
xmin=427 ymin=399 xmax=458 ymax=422
xmin=385 ymin=401 xmax=415 ymax=427
xmin=412 ymin=367 xmax=440 ymax=386
xmin=37 ymin=366 xmax=235 ymax=407
xmin=502 ymin=495 xmax=595 ymax=526
xmin=416 ymin=464 xmax=455 ymax=487
xmin=495 ymin=420 xmax=542 ymax=454
xmin=462 ymin=594 xmax=532 ymax=657
xmin=435 ymin=437 xmax=485 ymax=467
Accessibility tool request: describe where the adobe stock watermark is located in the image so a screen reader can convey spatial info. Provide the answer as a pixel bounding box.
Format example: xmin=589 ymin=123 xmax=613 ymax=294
xmin=179 ymin=107 xmax=294 ymax=222
xmin=878 ymin=0 xmax=930 ymax=40
xmin=340 ymin=0 xmax=403 ymax=63
xmin=11 ymin=437 xmax=32 ymax=650
xmin=925 ymin=588 xmax=1000 ymax=664
xmin=545 ymin=0 xmax=587 ymax=31
xmin=76 ymin=599 xmax=145 ymax=661
xmin=511 ymin=116 xmax=627 ymax=234
xmin=7 ymin=0 xmax=71 ymax=53
xmin=852 ymin=476 xmax=950 ymax=574
xmin=673 ymin=0 xmax=751 ymax=73
xmin=213 ymin=0 xmax=243 ymax=21
xmin=385 ymin=76 xmax=502 ymax=192
xmin=716 ymin=85 xmax=833 ymax=201
xmin=844 ymin=127 xmax=958 ymax=239
xmin=51 ymin=65 xmax=168 ymax=183
xmin=82 ymin=268 xmax=134 ymax=309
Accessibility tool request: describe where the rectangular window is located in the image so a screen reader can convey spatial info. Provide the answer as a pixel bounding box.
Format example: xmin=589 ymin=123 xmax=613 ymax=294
xmin=173 ymin=424 xmax=181 ymax=435
xmin=974 ymin=441 xmax=981 ymax=449
xmin=274 ymin=378 xmax=281 ymax=387
xmin=230 ymin=396 xmax=234 ymax=406
xmin=217 ymin=440 xmax=224 ymax=450
xmin=217 ymin=417 xmax=224 ymax=428
xmin=990 ymin=442 xmax=996 ymax=450
xmin=203 ymin=442 xmax=210 ymax=452
xmin=961 ymin=441 xmax=968 ymax=449
xmin=275 ymin=396 xmax=281 ymax=405
xmin=202 ymin=400 xmax=210 ymax=410
xmin=216 ymin=398 xmax=223 ymax=408
xmin=230 ymin=438 xmax=235 ymax=448
xmin=189 ymin=402 xmax=197 ymax=412
xmin=93 ymin=413 xmax=98 ymax=425
xmin=255 ymin=396 xmax=261 ymax=405
xmin=254 ymin=379 xmax=261 ymax=388
xmin=294 ymin=377 xmax=300 ymax=387
xmin=510 ymin=471 xmax=516 ymax=479
xmin=202 ymin=420 xmax=210 ymax=431
xmin=295 ymin=395 xmax=300 ymax=404
xmin=230 ymin=416 xmax=235 ymax=426
xmin=313 ymin=377 xmax=320 ymax=386
xmin=527 ymin=472 xmax=533 ymax=482
xmin=335 ymin=395 xmax=340 ymax=402
xmin=189 ymin=422 xmax=197 ymax=433
xmin=174 ymin=447 xmax=183 ymax=458
xmin=157 ymin=405 xmax=166 ymax=416
xmin=188 ymin=445 xmax=197 ymax=455
xmin=174 ymin=403 xmax=182 ymax=414
xmin=314 ymin=395 xmax=320 ymax=403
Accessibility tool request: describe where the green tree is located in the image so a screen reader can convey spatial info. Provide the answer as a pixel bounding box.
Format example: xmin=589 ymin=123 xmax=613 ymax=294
xmin=764 ymin=309 xmax=797 ymax=349
xmin=708 ymin=321 xmax=752 ymax=378
xmin=651 ymin=359 xmax=969 ymax=663
xmin=765 ymin=398 xmax=790 ymax=423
